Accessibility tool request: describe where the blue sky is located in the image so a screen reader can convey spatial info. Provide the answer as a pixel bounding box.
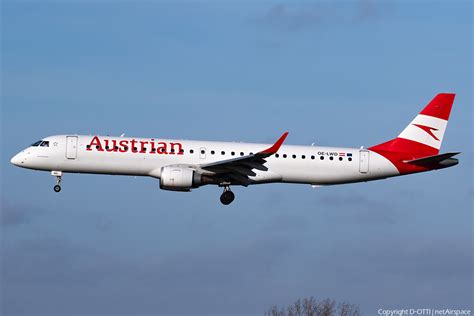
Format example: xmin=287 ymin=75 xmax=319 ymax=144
xmin=1 ymin=1 xmax=472 ymax=315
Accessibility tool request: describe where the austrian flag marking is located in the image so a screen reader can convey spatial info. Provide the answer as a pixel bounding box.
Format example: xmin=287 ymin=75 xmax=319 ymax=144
xmin=86 ymin=136 xmax=184 ymax=155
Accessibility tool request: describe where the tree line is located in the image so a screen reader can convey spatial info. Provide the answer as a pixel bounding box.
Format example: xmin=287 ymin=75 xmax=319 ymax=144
xmin=265 ymin=297 xmax=361 ymax=316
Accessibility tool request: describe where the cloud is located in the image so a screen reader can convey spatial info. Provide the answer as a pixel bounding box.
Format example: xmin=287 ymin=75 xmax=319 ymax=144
xmin=1 ymin=203 xmax=36 ymax=228
xmin=1 ymin=231 xmax=296 ymax=316
xmin=257 ymin=3 xmax=326 ymax=32
xmin=255 ymin=1 xmax=382 ymax=32
xmin=311 ymin=236 xmax=474 ymax=310
xmin=380 ymin=241 xmax=472 ymax=280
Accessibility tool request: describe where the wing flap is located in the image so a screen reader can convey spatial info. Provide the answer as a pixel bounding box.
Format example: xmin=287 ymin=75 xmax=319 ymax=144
xmin=239 ymin=161 xmax=269 ymax=171
xmin=225 ymin=166 xmax=257 ymax=177
xmin=227 ymin=172 xmax=252 ymax=186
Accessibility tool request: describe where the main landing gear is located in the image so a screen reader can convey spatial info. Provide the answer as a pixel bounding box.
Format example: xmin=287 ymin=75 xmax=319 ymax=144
xmin=220 ymin=186 xmax=235 ymax=205
xmin=52 ymin=171 xmax=62 ymax=193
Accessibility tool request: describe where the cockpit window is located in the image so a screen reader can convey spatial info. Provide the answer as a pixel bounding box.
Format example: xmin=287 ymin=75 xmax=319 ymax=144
xmin=40 ymin=141 xmax=49 ymax=147
xmin=31 ymin=140 xmax=42 ymax=147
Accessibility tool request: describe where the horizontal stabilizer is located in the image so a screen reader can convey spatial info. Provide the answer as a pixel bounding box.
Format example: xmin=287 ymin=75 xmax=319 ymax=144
xmin=404 ymin=152 xmax=460 ymax=166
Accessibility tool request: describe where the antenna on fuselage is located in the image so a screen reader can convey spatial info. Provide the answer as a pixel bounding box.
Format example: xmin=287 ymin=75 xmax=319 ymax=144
xmin=120 ymin=133 xmax=125 ymax=137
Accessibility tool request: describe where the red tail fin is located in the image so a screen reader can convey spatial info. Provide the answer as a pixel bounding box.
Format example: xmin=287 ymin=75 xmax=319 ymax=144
xmin=369 ymin=93 xmax=456 ymax=174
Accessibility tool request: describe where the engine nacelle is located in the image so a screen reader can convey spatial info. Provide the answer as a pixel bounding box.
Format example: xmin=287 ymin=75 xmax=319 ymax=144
xmin=159 ymin=166 xmax=202 ymax=191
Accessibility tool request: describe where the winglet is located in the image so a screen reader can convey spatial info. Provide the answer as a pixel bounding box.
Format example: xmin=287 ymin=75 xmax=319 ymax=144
xmin=260 ymin=132 xmax=289 ymax=154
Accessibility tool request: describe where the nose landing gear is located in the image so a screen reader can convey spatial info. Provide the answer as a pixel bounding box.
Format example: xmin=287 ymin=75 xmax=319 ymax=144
xmin=52 ymin=171 xmax=62 ymax=193
xmin=220 ymin=186 xmax=235 ymax=205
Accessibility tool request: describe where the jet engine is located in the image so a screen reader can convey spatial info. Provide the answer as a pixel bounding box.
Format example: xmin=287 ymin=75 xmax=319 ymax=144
xmin=159 ymin=165 xmax=202 ymax=191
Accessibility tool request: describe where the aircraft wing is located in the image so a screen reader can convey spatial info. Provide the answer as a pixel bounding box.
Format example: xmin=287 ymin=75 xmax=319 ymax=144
xmin=198 ymin=132 xmax=288 ymax=186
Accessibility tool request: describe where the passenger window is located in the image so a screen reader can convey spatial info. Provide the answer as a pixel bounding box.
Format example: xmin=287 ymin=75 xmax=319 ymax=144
xmin=348 ymin=157 xmax=352 ymax=161
xmin=231 ymin=152 xmax=235 ymax=156
xmin=329 ymin=156 xmax=334 ymax=160
xmin=302 ymin=155 xmax=306 ymax=159
xmin=292 ymin=154 xmax=296 ymax=159
xmin=283 ymin=154 xmax=287 ymax=158
xmin=275 ymin=154 xmax=279 ymax=158
xmin=320 ymin=156 xmax=324 ymax=160
xmin=190 ymin=149 xmax=194 ymax=154
xmin=31 ymin=140 xmax=42 ymax=147
xmin=221 ymin=151 xmax=225 ymax=155
xmin=311 ymin=155 xmax=315 ymax=160
xmin=240 ymin=152 xmax=244 ymax=156
xmin=339 ymin=157 xmax=343 ymax=161
xmin=211 ymin=150 xmax=215 ymax=155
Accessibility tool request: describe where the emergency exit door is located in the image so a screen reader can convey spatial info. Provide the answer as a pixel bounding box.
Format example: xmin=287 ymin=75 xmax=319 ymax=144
xmin=359 ymin=149 xmax=369 ymax=173
xmin=66 ymin=136 xmax=78 ymax=159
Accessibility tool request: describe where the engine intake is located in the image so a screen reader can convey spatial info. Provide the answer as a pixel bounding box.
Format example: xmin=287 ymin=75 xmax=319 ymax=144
xmin=159 ymin=166 xmax=202 ymax=191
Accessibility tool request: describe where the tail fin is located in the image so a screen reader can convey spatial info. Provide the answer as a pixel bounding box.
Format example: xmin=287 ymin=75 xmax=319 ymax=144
xmin=369 ymin=93 xmax=456 ymax=157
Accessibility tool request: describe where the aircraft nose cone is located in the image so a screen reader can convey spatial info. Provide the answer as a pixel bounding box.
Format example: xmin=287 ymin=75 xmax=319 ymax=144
xmin=10 ymin=153 xmax=22 ymax=166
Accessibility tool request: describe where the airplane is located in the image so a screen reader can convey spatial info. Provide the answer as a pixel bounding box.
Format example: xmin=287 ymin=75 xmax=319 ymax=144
xmin=10 ymin=93 xmax=459 ymax=205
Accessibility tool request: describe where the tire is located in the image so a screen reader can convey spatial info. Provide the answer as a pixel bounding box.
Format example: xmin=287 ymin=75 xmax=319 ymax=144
xmin=53 ymin=185 xmax=61 ymax=193
xmin=220 ymin=191 xmax=235 ymax=205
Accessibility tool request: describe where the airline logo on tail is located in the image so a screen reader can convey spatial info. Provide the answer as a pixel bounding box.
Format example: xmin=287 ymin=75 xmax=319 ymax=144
xmin=412 ymin=124 xmax=440 ymax=141
xmin=398 ymin=113 xmax=448 ymax=150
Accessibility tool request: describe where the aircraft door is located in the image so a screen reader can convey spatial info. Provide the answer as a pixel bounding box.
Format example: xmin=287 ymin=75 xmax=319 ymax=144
xmin=359 ymin=149 xmax=369 ymax=173
xmin=66 ymin=136 xmax=78 ymax=159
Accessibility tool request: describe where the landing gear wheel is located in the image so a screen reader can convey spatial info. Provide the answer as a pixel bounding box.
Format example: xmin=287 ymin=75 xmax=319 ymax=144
xmin=220 ymin=189 xmax=235 ymax=205
xmin=52 ymin=172 xmax=62 ymax=193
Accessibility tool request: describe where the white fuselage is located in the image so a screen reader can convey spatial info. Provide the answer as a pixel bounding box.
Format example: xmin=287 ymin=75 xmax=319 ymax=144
xmin=11 ymin=135 xmax=400 ymax=186
xmin=9 ymin=94 xmax=458 ymax=205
